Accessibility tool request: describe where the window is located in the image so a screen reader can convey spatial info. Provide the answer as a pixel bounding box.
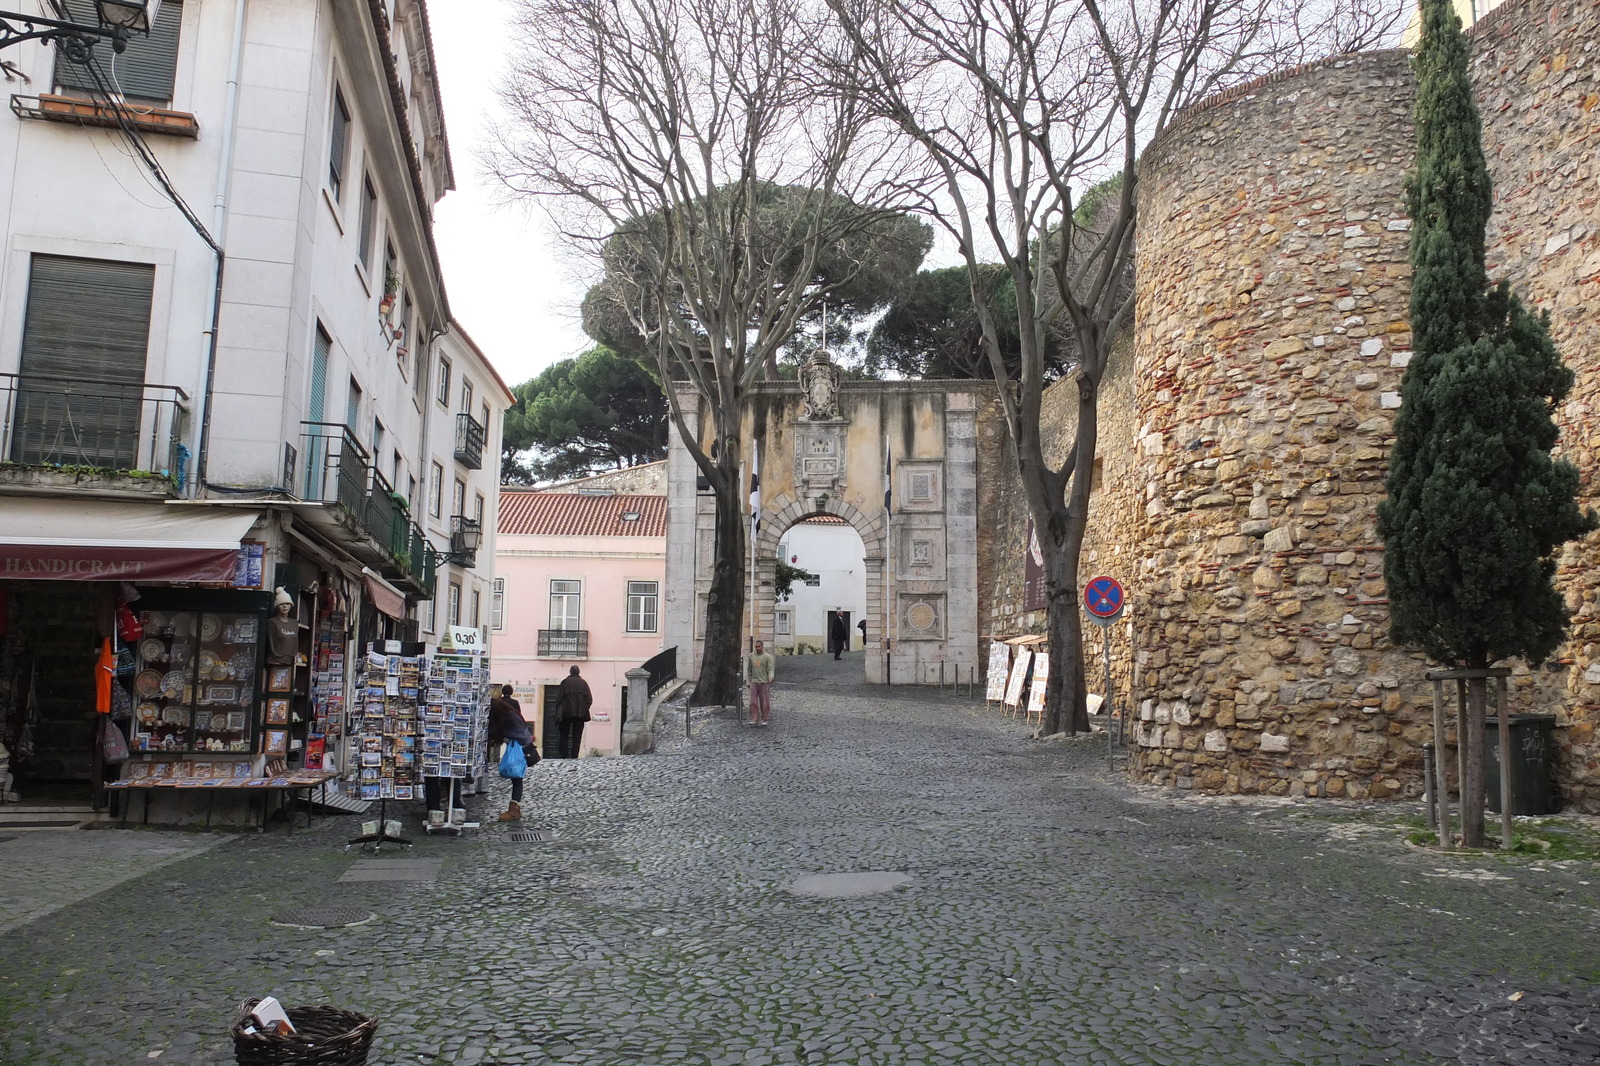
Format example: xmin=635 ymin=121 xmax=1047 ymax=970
xmin=358 ymin=175 xmax=378 ymax=271
xmin=428 ymin=462 xmax=443 ymax=518
xmin=392 ymin=449 xmax=403 ymax=490
xmin=13 ymin=255 xmax=154 ymax=468
xmin=422 ymin=598 xmax=436 ymax=634
xmin=776 ymin=609 xmax=792 ymax=637
xmin=436 ymin=356 xmax=452 ymax=406
xmin=471 ymin=588 xmax=482 ymax=629
xmin=304 ymin=325 xmax=331 ymax=496
xmin=549 ymin=580 xmax=581 ymax=630
xmin=473 ymin=493 xmax=485 ymax=529
xmin=480 ymin=403 xmax=491 ymax=435
xmin=461 ymin=379 xmax=474 ymax=413
xmin=407 ymin=475 xmax=418 ymax=512
xmin=412 ymin=319 xmax=428 ymax=396
xmin=372 ymin=418 xmax=384 ymax=459
xmin=491 ymin=578 xmax=506 ymax=630
xmin=346 ymin=377 xmax=362 ymax=431
xmin=57 ymin=1 xmax=184 ymax=105
xmin=448 ymin=582 xmax=462 ymax=627
xmin=452 ymin=478 xmax=466 ymax=519
xmin=626 ymin=581 xmax=659 ymax=634
xmin=328 ymin=85 xmax=352 ymax=200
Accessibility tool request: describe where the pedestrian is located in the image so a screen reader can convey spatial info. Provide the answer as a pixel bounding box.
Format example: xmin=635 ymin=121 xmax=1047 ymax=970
xmin=558 ymin=665 xmax=593 ymax=759
xmin=487 ymin=684 xmax=538 ymax=822
xmin=857 ymin=617 xmax=867 ymax=649
xmin=829 ymin=610 xmax=847 ymax=660
xmin=747 ymin=639 xmax=775 ymax=726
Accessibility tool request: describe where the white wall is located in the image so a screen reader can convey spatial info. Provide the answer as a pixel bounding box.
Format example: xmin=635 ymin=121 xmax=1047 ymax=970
xmin=777 ymin=521 xmax=866 ymax=653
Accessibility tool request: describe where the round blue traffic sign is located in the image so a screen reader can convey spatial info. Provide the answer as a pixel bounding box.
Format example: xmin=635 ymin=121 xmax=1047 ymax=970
xmin=1083 ymin=575 xmax=1125 ymax=624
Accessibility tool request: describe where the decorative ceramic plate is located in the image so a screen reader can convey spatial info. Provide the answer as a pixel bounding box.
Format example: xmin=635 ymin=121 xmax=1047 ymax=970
xmin=137 ymin=702 xmax=160 ymax=724
xmin=192 ymin=712 xmax=213 ymax=733
xmin=139 ymin=638 xmax=167 ymax=663
xmin=200 ymin=614 xmax=223 ymax=642
xmin=135 ymin=670 xmax=164 ymax=698
xmin=161 ymin=706 xmax=188 ymax=725
xmin=160 ymin=670 xmax=187 ymax=699
xmin=199 ymin=651 xmax=223 ymax=679
xmin=230 ymin=651 xmax=254 ymax=679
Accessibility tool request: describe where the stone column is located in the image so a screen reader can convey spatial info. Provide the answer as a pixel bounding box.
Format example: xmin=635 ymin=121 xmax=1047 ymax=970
xmin=621 ymin=667 xmax=651 ymax=754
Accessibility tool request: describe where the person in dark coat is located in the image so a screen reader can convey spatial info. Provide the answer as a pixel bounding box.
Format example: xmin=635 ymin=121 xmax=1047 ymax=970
xmin=487 ymin=684 xmax=536 ymax=821
xmin=557 ymin=666 xmax=593 ymax=759
xmin=829 ymin=610 xmax=848 ymax=660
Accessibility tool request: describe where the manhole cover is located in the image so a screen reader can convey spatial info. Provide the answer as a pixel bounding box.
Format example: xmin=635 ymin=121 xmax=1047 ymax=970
xmin=269 ymin=906 xmax=377 ymax=929
xmin=507 ymin=830 xmax=550 ymax=843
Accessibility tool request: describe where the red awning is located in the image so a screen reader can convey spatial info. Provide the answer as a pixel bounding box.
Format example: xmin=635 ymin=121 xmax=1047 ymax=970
xmin=0 ymin=500 xmax=258 ymax=583
xmin=363 ymin=572 xmax=407 ymax=621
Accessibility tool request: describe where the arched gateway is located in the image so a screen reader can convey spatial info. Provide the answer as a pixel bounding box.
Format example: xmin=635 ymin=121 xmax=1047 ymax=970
xmin=664 ymin=366 xmax=986 ymax=684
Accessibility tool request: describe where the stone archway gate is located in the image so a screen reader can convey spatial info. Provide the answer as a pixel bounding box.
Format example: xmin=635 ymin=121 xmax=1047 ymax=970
xmin=664 ymin=372 xmax=986 ymax=684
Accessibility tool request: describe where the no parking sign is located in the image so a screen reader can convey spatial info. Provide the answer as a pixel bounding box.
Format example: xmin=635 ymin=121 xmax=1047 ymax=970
xmin=1082 ymin=575 xmax=1125 ymax=626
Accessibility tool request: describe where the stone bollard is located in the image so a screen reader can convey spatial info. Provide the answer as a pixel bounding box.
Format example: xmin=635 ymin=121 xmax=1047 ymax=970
xmin=621 ymin=668 xmax=652 ymax=755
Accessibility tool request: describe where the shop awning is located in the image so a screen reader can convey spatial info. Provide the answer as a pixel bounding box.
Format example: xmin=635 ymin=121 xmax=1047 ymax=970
xmin=0 ymin=499 xmax=259 ymax=583
xmin=363 ymin=570 xmax=408 ymax=621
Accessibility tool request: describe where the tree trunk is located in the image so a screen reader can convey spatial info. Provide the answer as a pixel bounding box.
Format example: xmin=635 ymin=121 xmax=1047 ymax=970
xmin=1043 ymin=570 xmax=1090 ymax=736
xmin=692 ymin=449 xmax=746 ymax=707
xmin=1462 ymin=671 xmax=1487 ymax=848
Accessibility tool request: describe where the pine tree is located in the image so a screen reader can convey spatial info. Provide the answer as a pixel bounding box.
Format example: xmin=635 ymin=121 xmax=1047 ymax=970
xmin=1377 ymin=0 xmax=1595 ymax=846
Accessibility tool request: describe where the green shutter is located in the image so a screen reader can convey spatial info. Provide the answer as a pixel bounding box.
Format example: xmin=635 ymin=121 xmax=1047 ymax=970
xmin=304 ymin=326 xmax=331 ymax=497
xmin=14 ymin=255 xmax=154 ymax=468
xmin=55 ymin=1 xmax=183 ymax=103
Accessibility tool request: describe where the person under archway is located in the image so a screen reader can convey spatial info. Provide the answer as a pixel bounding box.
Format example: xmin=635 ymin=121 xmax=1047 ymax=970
xmin=829 ymin=609 xmax=847 ymax=660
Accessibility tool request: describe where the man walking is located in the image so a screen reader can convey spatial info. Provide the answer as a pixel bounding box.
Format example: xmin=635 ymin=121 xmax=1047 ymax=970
xmin=747 ymin=640 xmax=775 ymax=726
xmin=557 ymin=665 xmax=593 ymax=759
xmin=829 ymin=610 xmax=847 ymax=660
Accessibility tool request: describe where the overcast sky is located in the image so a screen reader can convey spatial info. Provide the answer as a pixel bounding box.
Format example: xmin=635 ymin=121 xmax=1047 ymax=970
xmin=429 ymin=2 xmax=594 ymax=389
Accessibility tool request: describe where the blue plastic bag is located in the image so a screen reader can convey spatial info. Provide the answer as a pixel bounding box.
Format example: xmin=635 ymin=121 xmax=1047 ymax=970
xmin=499 ymin=742 xmax=527 ymax=779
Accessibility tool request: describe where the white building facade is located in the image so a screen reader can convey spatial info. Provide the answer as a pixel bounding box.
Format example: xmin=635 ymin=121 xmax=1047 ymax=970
xmin=0 ymin=1 xmax=508 ymax=818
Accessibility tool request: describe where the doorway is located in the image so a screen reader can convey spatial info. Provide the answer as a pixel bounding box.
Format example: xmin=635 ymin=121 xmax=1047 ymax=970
xmin=827 ymin=609 xmax=852 ymax=656
xmin=540 ymin=684 xmax=573 ymax=758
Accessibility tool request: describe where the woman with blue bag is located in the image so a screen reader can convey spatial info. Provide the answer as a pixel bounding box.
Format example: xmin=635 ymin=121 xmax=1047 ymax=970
xmin=488 ymin=684 xmax=538 ymax=822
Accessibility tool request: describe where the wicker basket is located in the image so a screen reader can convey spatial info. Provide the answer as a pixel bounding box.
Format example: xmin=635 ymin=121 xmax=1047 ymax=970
xmin=232 ymin=998 xmax=378 ymax=1066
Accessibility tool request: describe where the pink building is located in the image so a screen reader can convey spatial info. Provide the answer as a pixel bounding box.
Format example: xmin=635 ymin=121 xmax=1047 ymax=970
xmin=491 ymin=491 xmax=666 ymax=756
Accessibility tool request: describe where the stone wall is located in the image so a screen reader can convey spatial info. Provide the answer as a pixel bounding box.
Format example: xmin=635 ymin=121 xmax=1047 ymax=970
xmin=1097 ymin=0 xmax=1600 ymax=805
xmin=534 ymin=461 xmax=667 ymax=496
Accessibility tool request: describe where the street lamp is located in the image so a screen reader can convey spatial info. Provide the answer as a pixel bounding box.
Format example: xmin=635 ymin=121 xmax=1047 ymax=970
xmin=0 ymin=1 xmax=161 ymax=60
xmin=439 ymin=516 xmax=482 ymax=567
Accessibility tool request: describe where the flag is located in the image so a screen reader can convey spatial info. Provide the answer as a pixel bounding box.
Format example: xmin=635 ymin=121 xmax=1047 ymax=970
xmin=883 ymin=439 xmax=892 ymax=514
xmin=749 ymin=440 xmax=761 ymax=537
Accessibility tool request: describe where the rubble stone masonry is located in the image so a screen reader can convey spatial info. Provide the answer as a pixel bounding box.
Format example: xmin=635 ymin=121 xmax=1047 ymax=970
xmin=1110 ymin=0 xmax=1600 ymax=805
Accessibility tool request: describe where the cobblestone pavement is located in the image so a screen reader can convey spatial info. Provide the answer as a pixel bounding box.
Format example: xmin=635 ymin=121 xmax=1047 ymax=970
xmin=2 ymin=652 xmax=1599 ymax=1065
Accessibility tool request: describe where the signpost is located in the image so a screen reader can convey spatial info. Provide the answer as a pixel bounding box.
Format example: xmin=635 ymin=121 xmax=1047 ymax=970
xmin=1082 ymin=576 xmax=1126 ymax=759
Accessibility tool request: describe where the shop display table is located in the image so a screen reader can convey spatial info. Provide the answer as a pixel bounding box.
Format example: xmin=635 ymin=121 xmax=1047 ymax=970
xmin=108 ymin=769 xmax=340 ymax=834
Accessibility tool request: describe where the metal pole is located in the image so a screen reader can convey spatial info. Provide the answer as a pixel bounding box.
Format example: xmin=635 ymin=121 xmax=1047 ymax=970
xmin=1422 ymin=743 xmax=1435 ymax=829
xmin=1455 ymin=678 xmax=1468 ymax=824
xmin=1104 ymin=625 xmax=1114 ymax=759
xmin=1497 ymin=676 xmax=1513 ymax=851
xmin=1430 ymin=678 xmax=1451 ymax=850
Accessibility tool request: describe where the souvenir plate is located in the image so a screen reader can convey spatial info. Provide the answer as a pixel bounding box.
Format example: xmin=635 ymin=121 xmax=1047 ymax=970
xmin=135 ymin=670 xmax=164 ymax=698
xmin=230 ymin=651 xmax=255 ymax=678
xmin=192 ymin=712 xmax=213 ymax=733
xmin=139 ymin=638 xmax=167 ymax=663
xmin=200 ymin=614 xmax=223 ymax=642
xmin=161 ymin=706 xmax=188 ymax=725
xmin=200 ymin=651 xmax=223 ymax=679
xmin=160 ymin=670 xmax=187 ymax=699
xmin=230 ymin=616 xmax=258 ymax=643
xmin=137 ymin=701 xmax=160 ymax=724
xmin=206 ymin=684 xmax=238 ymax=705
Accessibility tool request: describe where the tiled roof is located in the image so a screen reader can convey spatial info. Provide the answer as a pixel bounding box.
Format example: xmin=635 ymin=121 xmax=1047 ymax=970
xmin=498 ymin=491 xmax=666 ymax=538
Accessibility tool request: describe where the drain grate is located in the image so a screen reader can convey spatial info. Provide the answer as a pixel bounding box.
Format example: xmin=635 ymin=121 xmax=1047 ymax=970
xmin=507 ymin=830 xmax=550 ymax=843
xmin=269 ymin=906 xmax=377 ymax=929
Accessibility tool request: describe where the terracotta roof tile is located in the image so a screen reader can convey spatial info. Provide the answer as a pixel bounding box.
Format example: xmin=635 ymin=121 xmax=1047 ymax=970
xmin=497 ymin=491 xmax=666 ymax=538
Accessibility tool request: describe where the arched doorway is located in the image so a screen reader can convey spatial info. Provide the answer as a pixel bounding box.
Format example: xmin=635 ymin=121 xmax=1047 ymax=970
xmin=757 ymin=507 xmax=876 ymax=675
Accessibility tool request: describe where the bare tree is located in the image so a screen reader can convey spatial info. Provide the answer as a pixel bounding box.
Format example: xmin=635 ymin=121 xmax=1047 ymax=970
xmin=827 ymin=0 xmax=1404 ymax=734
xmin=492 ymin=0 xmax=928 ymax=705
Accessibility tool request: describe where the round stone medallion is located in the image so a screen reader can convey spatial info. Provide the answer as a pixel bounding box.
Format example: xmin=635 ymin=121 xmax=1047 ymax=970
xmin=906 ymin=602 xmax=937 ymax=632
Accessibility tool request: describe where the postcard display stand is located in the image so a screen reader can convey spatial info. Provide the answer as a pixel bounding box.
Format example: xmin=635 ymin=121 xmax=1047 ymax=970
xmin=421 ymin=640 xmax=490 ymax=835
xmin=345 ymin=642 xmax=426 ymax=850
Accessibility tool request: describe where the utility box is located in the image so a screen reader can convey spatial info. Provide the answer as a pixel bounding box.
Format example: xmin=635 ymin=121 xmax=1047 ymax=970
xmin=1484 ymin=714 xmax=1559 ymax=816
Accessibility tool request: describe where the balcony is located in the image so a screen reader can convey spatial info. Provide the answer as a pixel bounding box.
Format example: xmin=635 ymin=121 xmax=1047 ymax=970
xmin=453 ymin=412 xmax=485 ymax=470
xmin=11 ymin=94 xmax=200 ymax=139
xmin=0 ymin=372 xmax=187 ymax=496
xmin=538 ymin=630 xmax=589 ymax=658
xmin=297 ymin=422 xmax=436 ymax=599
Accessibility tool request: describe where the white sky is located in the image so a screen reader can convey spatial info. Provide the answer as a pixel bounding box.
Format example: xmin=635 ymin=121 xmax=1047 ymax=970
xmin=429 ymin=2 xmax=596 ymax=388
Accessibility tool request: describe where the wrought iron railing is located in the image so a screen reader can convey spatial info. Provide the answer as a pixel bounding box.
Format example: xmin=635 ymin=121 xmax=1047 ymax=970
xmin=538 ymin=629 xmax=589 ymax=658
xmin=453 ymin=412 xmax=485 ymax=470
xmin=642 ymin=646 xmax=677 ymax=698
xmin=2 ymin=372 xmax=187 ymax=476
xmin=298 ymin=422 xmax=368 ymax=514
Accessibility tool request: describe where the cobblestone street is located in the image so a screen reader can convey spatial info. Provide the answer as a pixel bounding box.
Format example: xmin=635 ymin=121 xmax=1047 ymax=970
xmin=2 ymin=655 xmax=1599 ymax=1065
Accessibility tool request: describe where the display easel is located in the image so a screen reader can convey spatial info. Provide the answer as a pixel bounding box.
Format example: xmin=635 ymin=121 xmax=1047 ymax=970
xmin=345 ymin=796 xmax=411 ymax=851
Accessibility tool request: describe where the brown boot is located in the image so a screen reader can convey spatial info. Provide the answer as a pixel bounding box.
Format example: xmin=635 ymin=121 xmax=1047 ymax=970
xmin=497 ymin=801 xmax=521 ymax=822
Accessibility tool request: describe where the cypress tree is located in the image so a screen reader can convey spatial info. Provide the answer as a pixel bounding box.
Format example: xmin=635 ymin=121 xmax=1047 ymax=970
xmin=1377 ymin=0 xmax=1596 ymax=845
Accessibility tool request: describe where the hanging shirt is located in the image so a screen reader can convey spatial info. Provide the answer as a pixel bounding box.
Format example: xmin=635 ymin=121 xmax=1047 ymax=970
xmin=95 ymin=638 xmax=115 ymax=714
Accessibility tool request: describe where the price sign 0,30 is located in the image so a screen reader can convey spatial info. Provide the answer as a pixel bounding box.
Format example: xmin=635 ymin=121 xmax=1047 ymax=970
xmin=1082 ymin=575 xmax=1125 ymax=626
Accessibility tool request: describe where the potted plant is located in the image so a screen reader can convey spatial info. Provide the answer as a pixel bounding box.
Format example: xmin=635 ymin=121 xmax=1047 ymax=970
xmin=378 ymin=269 xmax=400 ymax=317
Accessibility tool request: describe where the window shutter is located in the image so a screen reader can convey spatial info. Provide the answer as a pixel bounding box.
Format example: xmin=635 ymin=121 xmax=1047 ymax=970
xmin=13 ymin=255 xmax=153 ymax=467
xmin=56 ymin=1 xmax=184 ymax=103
